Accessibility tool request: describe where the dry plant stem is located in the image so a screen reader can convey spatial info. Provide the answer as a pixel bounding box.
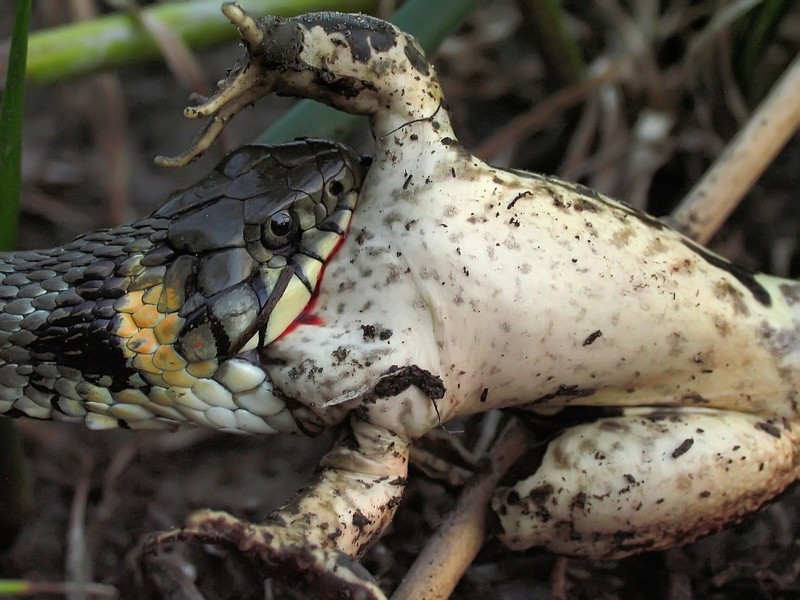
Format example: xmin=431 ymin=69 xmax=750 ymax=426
xmin=409 ymin=445 xmax=473 ymax=487
xmin=558 ymin=93 xmax=601 ymax=179
xmin=117 ymin=0 xmax=237 ymax=158
xmin=65 ymin=453 xmax=92 ymax=600
xmin=670 ymin=53 xmax=800 ymax=244
xmin=90 ymin=442 xmax=137 ymax=536
xmin=391 ymin=419 xmax=529 ymax=600
xmin=112 ymin=0 xmax=210 ymax=94
xmin=471 ymin=410 xmax=503 ymax=458
xmin=68 ymin=0 xmax=131 ymax=227
xmin=518 ymin=0 xmax=586 ymax=86
xmin=550 ymin=556 xmax=568 ymax=600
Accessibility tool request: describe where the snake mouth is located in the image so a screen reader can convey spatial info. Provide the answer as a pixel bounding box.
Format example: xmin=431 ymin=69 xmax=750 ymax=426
xmin=165 ymin=234 xmax=345 ymax=364
xmin=159 ymin=140 xmax=364 ymax=365
xmin=226 ymin=184 xmax=359 ymax=358
xmin=228 ymin=266 xmax=295 ymax=356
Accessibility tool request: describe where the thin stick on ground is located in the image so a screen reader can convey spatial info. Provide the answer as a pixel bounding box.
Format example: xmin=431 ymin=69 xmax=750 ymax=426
xmin=670 ymin=54 xmax=800 ymax=244
xmin=391 ymin=419 xmax=530 ymax=600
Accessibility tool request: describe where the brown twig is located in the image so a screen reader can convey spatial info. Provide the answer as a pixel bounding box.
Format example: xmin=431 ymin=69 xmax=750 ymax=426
xmin=550 ymin=556 xmax=569 ymax=600
xmin=669 ymin=53 xmax=800 ymax=244
xmin=65 ymin=452 xmax=93 ymax=600
xmin=409 ymin=446 xmax=473 ymax=487
xmin=391 ymin=419 xmax=529 ymax=600
xmin=68 ymin=0 xmax=132 ymax=227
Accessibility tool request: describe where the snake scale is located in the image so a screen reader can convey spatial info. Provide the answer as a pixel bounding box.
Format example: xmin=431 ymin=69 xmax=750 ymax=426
xmin=0 ymin=139 xmax=364 ymax=434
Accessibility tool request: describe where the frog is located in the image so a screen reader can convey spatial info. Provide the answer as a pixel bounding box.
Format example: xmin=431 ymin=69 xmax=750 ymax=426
xmin=150 ymin=4 xmax=800 ymax=598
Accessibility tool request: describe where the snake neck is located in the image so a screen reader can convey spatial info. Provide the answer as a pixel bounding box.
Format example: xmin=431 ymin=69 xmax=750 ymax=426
xmin=0 ymin=222 xmax=307 ymax=434
xmin=0 ymin=219 xmax=168 ymax=422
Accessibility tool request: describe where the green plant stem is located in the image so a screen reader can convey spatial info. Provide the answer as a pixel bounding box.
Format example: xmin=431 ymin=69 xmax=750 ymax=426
xmin=0 ymin=421 xmax=30 ymax=551
xmin=0 ymin=1 xmax=28 ymax=249
xmin=257 ymin=0 xmax=480 ymax=143
xmin=0 ymin=0 xmax=32 ymax=552
xmin=733 ymin=0 xmax=792 ymax=102
xmin=0 ymin=579 xmax=118 ymax=597
xmin=3 ymin=0 xmax=376 ymax=86
xmin=518 ymin=0 xmax=585 ymax=87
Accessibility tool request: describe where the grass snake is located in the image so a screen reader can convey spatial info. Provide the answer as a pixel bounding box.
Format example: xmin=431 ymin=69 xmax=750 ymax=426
xmin=0 ymin=139 xmax=366 ymax=434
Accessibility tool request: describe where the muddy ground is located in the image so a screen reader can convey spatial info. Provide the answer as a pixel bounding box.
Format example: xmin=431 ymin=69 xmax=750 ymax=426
xmin=1 ymin=1 xmax=800 ymax=598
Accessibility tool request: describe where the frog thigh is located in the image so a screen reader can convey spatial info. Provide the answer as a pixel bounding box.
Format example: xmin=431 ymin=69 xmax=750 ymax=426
xmin=492 ymin=411 xmax=800 ymax=559
xmin=267 ymin=323 xmax=445 ymax=436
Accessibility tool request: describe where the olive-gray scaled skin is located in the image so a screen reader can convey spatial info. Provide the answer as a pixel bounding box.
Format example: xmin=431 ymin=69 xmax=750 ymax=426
xmin=158 ymin=9 xmax=800 ymax=594
xmin=0 ymin=139 xmax=364 ymax=435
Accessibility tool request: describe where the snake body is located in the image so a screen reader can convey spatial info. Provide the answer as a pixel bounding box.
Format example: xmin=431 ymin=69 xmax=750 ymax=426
xmin=0 ymin=139 xmax=364 ymax=433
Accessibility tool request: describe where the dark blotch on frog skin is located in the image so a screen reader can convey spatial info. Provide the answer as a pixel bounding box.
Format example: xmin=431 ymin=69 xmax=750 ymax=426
xmin=532 ymin=384 xmax=596 ymax=404
xmin=361 ymin=365 xmax=445 ymax=404
xmin=582 ymin=330 xmax=603 ymax=346
xmin=403 ymin=36 xmax=430 ymax=76
xmin=671 ymin=438 xmax=694 ymax=458
xmin=300 ymin=13 xmax=398 ymax=64
xmin=683 ymin=240 xmax=771 ymax=307
xmin=257 ymin=18 xmax=305 ymax=67
xmin=755 ymin=420 xmax=782 ymax=438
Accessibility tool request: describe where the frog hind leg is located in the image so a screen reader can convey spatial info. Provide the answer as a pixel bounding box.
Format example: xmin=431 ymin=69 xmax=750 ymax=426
xmin=143 ymin=418 xmax=407 ymax=600
xmin=492 ymin=410 xmax=800 ymax=559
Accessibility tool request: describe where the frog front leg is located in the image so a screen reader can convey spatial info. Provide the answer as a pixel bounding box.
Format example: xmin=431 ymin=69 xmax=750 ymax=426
xmin=152 ymin=416 xmax=408 ymax=600
xmin=492 ymin=410 xmax=800 ymax=559
xmin=155 ymin=323 xmax=443 ymax=598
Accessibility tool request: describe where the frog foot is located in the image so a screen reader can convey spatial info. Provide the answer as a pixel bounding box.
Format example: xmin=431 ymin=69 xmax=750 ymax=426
xmin=142 ymin=419 xmax=407 ymax=598
xmin=159 ymin=2 xmax=449 ymax=166
xmin=155 ymin=4 xmax=278 ymax=167
xmin=145 ymin=510 xmax=386 ymax=600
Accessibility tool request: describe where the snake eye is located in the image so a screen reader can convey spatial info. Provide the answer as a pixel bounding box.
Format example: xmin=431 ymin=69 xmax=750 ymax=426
xmin=262 ymin=209 xmax=300 ymax=250
xmin=327 ymin=179 xmax=344 ymax=197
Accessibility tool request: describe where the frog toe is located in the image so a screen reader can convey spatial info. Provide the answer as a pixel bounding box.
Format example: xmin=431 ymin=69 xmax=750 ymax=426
xmin=144 ymin=509 xmax=387 ymax=600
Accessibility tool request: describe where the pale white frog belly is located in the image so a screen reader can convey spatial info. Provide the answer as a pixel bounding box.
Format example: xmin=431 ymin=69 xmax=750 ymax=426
xmin=267 ymin=151 xmax=800 ymax=425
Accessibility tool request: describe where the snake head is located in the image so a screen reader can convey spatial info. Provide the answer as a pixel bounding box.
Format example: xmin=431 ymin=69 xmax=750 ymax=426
xmin=149 ymin=139 xmax=365 ymax=363
xmin=157 ymin=3 xmax=445 ymax=167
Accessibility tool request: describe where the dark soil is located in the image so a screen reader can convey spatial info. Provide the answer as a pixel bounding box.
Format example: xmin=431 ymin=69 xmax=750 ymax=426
xmin=1 ymin=1 xmax=800 ymax=599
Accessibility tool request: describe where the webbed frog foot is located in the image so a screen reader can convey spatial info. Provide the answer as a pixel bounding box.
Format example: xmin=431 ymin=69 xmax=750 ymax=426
xmin=141 ymin=418 xmax=408 ymax=599
xmin=158 ymin=2 xmax=446 ymax=167
xmin=144 ymin=510 xmax=386 ymax=600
